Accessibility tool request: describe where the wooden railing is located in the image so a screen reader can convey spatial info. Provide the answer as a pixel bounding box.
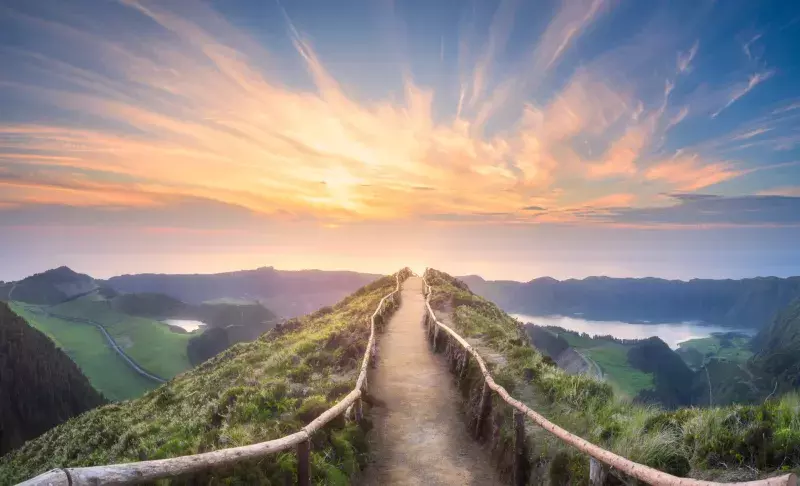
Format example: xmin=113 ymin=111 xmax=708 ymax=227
xmin=421 ymin=273 xmax=797 ymax=486
xmin=20 ymin=272 xmax=405 ymax=486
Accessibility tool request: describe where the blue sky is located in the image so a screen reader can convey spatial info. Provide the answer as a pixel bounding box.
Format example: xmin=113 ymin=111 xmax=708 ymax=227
xmin=0 ymin=0 xmax=799 ymax=281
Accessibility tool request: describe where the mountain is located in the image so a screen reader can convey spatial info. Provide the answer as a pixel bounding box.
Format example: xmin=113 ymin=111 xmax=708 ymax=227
xmin=461 ymin=274 xmax=800 ymax=328
xmin=0 ymin=302 xmax=106 ymax=456
xmin=0 ymin=266 xmax=98 ymax=305
xmin=105 ymin=266 xmax=382 ymax=317
xmin=750 ymin=297 xmax=800 ymax=394
xmin=0 ymin=271 xmax=406 ymax=485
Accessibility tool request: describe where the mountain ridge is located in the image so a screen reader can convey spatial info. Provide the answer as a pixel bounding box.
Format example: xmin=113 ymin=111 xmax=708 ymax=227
xmin=460 ymin=274 xmax=800 ymax=328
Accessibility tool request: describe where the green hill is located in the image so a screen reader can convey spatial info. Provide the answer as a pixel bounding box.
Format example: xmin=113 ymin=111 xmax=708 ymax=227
xmin=49 ymin=295 xmax=193 ymax=380
xmin=0 ymin=303 xmax=106 ymax=456
xmin=751 ymin=297 xmax=800 ymax=394
xmin=427 ymin=268 xmax=800 ymax=482
xmin=0 ymin=271 xmax=406 ymax=485
xmin=1 ymin=266 xmax=99 ymax=306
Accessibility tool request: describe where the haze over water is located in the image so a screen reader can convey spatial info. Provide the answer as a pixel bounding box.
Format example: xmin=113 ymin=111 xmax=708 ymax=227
xmin=511 ymin=314 xmax=757 ymax=349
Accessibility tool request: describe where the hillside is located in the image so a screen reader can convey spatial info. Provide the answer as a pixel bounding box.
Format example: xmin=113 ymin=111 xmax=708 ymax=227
xmin=427 ymin=269 xmax=800 ymax=482
xmin=0 ymin=303 xmax=106 ymax=456
xmin=0 ymin=266 xmax=98 ymax=305
xmin=751 ymin=297 xmax=800 ymax=394
xmin=0 ymin=271 xmax=406 ymax=485
xmin=105 ymin=266 xmax=382 ymax=317
xmin=461 ymin=274 xmax=800 ymax=329
xmin=526 ymin=325 xmax=699 ymax=407
xmin=9 ymin=302 xmax=159 ymax=401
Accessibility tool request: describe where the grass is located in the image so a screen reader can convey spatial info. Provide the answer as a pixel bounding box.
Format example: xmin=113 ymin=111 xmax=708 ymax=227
xmin=583 ymin=346 xmax=654 ymax=397
xmin=677 ymin=333 xmax=753 ymax=370
xmin=545 ymin=326 xmax=655 ymax=397
xmin=425 ymin=268 xmax=800 ymax=482
xmin=50 ymin=297 xmax=193 ymax=379
xmin=0 ymin=270 xmax=410 ymax=485
xmin=8 ymin=303 xmax=157 ymax=401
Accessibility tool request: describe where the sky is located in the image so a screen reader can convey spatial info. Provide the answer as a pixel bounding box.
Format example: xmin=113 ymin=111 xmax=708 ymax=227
xmin=1 ymin=0 xmax=800 ymax=282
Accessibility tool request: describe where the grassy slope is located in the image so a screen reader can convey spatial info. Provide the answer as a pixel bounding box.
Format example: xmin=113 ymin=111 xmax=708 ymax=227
xmin=549 ymin=329 xmax=655 ymax=397
xmin=426 ymin=269 xmax=800 ymax=482
xmin=9 ymin=303 xmax=156 ymax=401
xmin=677 ymin=333 xmax=753 ymax=370
xmin=0 ymin=271 xmax=406 ymax=485
xmin=50 ymin=297 xmax=193 ymax=379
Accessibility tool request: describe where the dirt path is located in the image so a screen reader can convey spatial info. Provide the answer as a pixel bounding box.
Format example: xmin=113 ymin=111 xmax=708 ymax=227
xmin=360 ymin=276 xmax=503 ymax=486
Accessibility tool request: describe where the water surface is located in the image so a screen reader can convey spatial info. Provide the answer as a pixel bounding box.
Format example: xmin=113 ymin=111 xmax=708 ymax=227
xmin=162 ymin=319 xmax=206 ymax=332
xmin=511 ymin=314 xmax=756 ymax=349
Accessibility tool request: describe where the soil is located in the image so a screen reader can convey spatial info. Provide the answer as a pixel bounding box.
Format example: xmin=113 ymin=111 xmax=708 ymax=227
xmin=360 ymin=276 xmax=503 ymax=486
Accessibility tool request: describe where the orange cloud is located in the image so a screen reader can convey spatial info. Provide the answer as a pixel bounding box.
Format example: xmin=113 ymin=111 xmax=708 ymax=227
xmin=645 ymin=155 xmax=742 ymax=191
xmin=0 ymin=1 xmax=772 ymax=228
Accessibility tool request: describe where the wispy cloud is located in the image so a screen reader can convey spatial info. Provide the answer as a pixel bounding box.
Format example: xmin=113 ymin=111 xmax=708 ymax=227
xmin=645 ymin=154 xmax=742 ymax=191
xmin=0 ymin=0 xmax=795 ymax=231
xmin=743 ymin=34 xmax=761 ymax=60
xmin=712 ymin=70 xmax=776 ymax=118
xmin=677 ymin=40 xmax=699 ymax=73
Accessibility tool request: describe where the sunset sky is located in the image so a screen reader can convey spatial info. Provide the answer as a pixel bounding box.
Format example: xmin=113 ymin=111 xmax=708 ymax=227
xmin=1 ymin=0 xmax=799 ymax=281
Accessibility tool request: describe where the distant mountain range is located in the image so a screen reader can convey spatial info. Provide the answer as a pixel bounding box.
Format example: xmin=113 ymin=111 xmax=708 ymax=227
xmin=104 ymin=266 xmax=382 ymax=317
xmin=460 ymin=274 xmax=800 ymax=328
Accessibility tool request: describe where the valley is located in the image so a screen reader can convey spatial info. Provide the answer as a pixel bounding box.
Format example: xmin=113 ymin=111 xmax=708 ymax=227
xmin=0 ymin=265 xmax=385 ymax=403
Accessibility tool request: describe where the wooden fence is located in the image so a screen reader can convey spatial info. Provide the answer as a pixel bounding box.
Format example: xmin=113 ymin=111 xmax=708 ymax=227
xmin=421 ymin=273 xmax=797 ymax=486
xmin=19 ymin=272 xmax=405 ymax=486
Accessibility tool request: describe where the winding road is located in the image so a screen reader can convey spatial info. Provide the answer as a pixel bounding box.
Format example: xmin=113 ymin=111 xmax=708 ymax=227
xmin=45 ymin=310 xmax=167 ymax=383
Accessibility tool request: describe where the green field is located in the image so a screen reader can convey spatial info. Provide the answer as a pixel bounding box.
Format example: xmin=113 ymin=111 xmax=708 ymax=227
xmin=582 ymin=345 xmax=654 ymax=397
xmin=676 ymin=333 xmax=753 ymax=370
xmin=51 ymin=297 xmax=193 ymax=379
xmin=543 ymin=328 xmax=654 ymax=397
xmin=9 ymin=303 xmax=156 ymax=401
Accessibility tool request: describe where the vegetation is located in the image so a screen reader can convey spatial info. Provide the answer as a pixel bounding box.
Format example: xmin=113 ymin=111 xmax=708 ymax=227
xmin=50 ymin=296 xmax=193 ymax=379
xmin=426 ymin=268 xmax=800 ymax=482
xmin=9 ymin=303 xmax=157 ymax=401
xmin=0 ymin=303 xmax=105 ymax=456
xmin=0 ymin=270 xmax=409 ymax=485
xmin=461 ymin=274 xmax=800 ymax=329
xmin=0 ymin=266 xmax=98 ymax=306
xmin=677 ymin=332 xmax=754 ymax=370
xmin=751 ymin=298 xmax=800 ymax=395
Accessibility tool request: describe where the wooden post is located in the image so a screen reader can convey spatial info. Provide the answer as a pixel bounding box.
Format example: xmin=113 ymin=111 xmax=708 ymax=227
xmin=433 ymin=324 xmax=439 ymax=351
xmin=513 ymin=410 xmax=527 ymax=486
xmin=354 ymin=398 xmax=363 ymax=422
xmin=590 ymin=457 xmax=608 ymax=486
xmin=460 ymin=353 xmax=470 ymax=381
xmin=297 ymin=440 xmax=310 ymax=486
xmin=474 ymin=380 xmax=492 ymax=439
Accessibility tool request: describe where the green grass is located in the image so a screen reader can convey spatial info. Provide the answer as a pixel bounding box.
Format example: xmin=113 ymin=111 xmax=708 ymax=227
xmin=425 ymin=268 xmax=800 ymax=482
xmin=0 ymin=270 xmax=410 ymax=485
xmin=8 ymin=303 xmax=157 ymax=402
xmin=583 ymin=346 xmax=654 ymax=397
xmin=50 ymin=297 xmax=193 ymax=379
xmin=677 ymin=333 xmax=753 ymax=370
xmin=539 ymin=326 xmax=654 ymax=397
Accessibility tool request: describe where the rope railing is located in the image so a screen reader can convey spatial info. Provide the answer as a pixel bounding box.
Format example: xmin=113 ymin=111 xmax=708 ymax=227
xmin=421 ymin=273 xmax=797 ymax=486
xmin=19 ymin=272 xmax=405 ymax=486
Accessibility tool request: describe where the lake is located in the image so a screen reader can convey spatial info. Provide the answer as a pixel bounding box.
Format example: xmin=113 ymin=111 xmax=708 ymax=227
xmin=511 ymin=314 xmax=756 ymax=349
xmin=162 ymin=319 xmax=206 ymax=332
